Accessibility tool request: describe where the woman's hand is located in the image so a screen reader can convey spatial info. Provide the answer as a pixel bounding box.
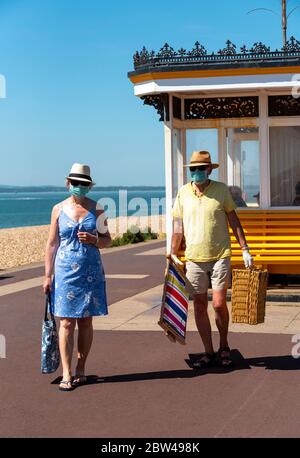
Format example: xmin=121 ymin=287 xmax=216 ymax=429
xmin=43 ymin=277 xmax=52 ymax=294
xmin=77 ymin=231 xmax=97 ymax=245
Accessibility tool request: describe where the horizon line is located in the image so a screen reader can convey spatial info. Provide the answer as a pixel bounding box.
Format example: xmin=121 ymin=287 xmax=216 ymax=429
xmin=0 ymin=184 xmax=166 ymax=189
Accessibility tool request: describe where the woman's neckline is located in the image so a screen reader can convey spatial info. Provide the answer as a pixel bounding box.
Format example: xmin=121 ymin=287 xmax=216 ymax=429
xmin=62 ymin=208 xmax=91 ymax=224
xmin=61 ymin=199 xmax=94 ymax=224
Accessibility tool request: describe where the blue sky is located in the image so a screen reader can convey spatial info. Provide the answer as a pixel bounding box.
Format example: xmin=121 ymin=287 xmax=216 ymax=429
xmin=0 ymin=0 xmax=299 ymax=186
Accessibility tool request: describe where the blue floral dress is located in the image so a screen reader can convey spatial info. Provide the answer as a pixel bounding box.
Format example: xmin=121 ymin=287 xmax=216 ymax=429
xmin=50 ymin=203 xmax=108 ymax=318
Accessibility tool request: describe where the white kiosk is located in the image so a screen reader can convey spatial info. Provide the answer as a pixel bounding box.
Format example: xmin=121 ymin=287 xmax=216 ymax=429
xmin=128 ymin=39 xmax=300 ymax=274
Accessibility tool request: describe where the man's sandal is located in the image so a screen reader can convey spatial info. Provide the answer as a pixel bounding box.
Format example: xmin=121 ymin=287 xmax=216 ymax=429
xmin=192 ymin=352 xmax=215 ymax=369
xmin=59 ymin=380 xmax=74 ymax=392
xmin=217 ymin=346 xmax=233 ymax=367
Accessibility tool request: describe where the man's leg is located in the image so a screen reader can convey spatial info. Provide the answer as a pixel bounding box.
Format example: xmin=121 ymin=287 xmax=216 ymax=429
xmin=193 ymin=293 xmax=214 ymax=355
xmin=211 ymin=258 xmax=233 ymax=366
xmin=212 ymin=288 xmax=229 ymax=349
xmin=186 ymin=261 xmax=214 ymax=358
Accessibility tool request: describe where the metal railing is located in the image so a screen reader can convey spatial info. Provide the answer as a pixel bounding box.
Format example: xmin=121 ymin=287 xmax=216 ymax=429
xmin=133 ymin=38 xmax=300 ymax=70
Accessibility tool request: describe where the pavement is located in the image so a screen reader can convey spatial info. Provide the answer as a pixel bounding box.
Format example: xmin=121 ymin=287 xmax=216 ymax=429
xmin=0 ymin=239 xmax=300 ymax=438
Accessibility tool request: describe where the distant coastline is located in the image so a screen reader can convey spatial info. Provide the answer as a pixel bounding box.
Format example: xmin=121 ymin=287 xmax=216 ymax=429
xmin=0 ymin=185 xmax=166 ymax=193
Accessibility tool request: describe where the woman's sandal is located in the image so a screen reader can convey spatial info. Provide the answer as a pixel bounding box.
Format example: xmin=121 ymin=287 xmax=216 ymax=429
xmin=217 ymin=346 xmax=233 ymax=368
xmin=72 ymin=375 xmax=88 ymax=387
xmin=192 ymin=352 xmax=215 ymax=369
xmin=59 ymin=380 xmax=74 ymax=391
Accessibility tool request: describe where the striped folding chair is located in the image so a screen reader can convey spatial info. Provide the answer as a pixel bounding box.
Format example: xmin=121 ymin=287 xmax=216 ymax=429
xmin=158 ymin=256 xmax=194 ymax=345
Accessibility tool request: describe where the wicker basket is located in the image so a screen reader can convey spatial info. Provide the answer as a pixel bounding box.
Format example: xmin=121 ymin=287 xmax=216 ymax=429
xmin=231 ymin=268 xmax=268 ymax=325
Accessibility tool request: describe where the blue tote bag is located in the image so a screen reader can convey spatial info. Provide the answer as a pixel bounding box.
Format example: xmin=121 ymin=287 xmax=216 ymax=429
xmin=41 ymin=292 xmax=60 ymax=374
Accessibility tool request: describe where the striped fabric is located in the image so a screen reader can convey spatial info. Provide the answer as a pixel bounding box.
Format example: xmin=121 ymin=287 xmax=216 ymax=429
xmin=158 ymin=260 xmax=189 ymax=344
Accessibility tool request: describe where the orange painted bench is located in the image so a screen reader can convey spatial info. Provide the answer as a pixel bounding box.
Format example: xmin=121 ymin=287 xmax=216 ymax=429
xmin=177 ymin=209 xmax=300 ymax=275
xmin=230 ymin=209 xmax=300 ymax=275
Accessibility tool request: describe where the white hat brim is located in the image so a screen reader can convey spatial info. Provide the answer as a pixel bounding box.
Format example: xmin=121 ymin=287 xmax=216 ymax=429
xmin=183 ymin=163 xmax=219 ymax=169
xmin=66 ymin=176 xmax=96 ymax=185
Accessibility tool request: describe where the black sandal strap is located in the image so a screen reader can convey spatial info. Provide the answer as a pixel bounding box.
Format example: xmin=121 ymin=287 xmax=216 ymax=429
xmin=218 ymin=346 xmax=231 ymax=353
xmin=218 ymin=347 xmax=233 ymax=366
xmin=193 ymin=352 xmax=215 ymax=368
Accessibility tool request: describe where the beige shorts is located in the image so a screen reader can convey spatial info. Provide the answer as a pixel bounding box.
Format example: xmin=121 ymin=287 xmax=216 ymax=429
xmin=185 ymin=257 xmax=231 ymax=295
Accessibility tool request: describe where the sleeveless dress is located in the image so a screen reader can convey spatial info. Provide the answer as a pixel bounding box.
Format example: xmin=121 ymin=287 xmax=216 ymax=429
xmin=50 ymin=202 xmax=108 ymax=318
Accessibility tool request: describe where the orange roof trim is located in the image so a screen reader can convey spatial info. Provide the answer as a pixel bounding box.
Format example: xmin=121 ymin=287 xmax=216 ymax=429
xmin=129 ymin=65 xmax=300 ymax=84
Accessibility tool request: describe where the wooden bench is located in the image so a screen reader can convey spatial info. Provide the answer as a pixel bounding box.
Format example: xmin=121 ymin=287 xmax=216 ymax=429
xmin=177 ymin=209 xmax=300 ymax=275
xmin=231 ymin=209 xmax=300 ymax=275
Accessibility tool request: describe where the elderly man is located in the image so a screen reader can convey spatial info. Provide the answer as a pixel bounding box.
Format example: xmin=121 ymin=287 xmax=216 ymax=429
xmin=171 ymin=151 xmax=253 ymax=368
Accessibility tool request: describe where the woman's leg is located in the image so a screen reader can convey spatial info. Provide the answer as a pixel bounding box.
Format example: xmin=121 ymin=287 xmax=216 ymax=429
xmin=75 ymin=317 xmax=93 ymax=379
xmin=59 ymin=318 xmax=76 ymax=386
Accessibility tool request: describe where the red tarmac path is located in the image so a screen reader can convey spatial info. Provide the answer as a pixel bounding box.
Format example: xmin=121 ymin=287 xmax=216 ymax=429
xmin=0 ymin=240 xmax=300 ymax=438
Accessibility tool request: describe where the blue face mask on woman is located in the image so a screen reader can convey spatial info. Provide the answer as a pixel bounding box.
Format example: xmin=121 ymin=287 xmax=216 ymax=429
xmin=191 ymin=169 xmax=208 ymax=184
xmin=69 ymin=184 xmax=90 ymax=197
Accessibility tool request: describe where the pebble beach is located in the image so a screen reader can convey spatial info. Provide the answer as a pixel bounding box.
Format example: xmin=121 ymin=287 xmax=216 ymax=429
xmin=0 ymin=215 xmax=166 ymax=270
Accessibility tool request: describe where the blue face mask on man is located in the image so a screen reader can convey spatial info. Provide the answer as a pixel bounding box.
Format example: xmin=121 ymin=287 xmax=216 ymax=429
xmin=69 ymin=183 xmax=90 ymax=197
xmin=191 ymin=169 xmax=208 ymax=184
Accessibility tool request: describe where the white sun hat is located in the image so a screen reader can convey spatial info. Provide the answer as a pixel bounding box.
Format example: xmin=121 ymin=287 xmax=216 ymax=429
xmin=65 ymin=163 xmax=96 ymax=185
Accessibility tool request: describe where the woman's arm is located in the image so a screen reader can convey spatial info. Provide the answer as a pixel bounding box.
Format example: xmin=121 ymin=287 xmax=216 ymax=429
xmin=95 ymin=209 xmax=112 ymax=249
xmin=43 ymin=204 xmax=60 ymax=293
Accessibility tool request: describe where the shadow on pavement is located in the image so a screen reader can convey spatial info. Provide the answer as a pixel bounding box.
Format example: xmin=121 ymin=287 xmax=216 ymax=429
xmin=50 ymin=350 xmax=245 ymax=386
xmin=51 ymin=370 xmax=206 ymax=386
xmin=50 ymin=351 xmax=300 ymax=388
xmin=187 ymin=349 xmax=249 ymax=373
xmin=245 ymin=355 xmax=300 ymax=370
xmin=188 ymin=349 xmax=300 ymax=371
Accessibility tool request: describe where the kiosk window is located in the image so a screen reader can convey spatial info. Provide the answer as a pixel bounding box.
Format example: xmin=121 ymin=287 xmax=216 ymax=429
xmin=226 ymin=128 xmax=260 ymax=207
xmin=270 ymin=126 xmax=300 ymax=207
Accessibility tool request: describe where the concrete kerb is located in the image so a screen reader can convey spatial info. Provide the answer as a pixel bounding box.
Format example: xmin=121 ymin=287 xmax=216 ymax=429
xmin=212 ymin=290 xmax=300 ymax=304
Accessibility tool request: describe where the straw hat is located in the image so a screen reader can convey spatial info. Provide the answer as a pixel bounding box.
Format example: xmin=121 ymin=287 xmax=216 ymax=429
xmin=184 ymin=151 xmax=219 ymax=169
xmin=65 ymin=163 xmax=96 ymax=185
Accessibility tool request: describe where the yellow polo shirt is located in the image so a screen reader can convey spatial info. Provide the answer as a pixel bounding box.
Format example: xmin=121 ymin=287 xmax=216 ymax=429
xmin=172 ymin=181 xmax=236 ymax=262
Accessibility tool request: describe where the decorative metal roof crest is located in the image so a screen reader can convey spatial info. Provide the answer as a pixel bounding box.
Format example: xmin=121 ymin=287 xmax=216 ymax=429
xmin=133 ymin=37 xmax=300 ymax=70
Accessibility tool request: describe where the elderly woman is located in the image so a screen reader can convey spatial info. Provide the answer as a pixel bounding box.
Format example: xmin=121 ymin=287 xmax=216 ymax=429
xmin=43 ymin=163 xmax=111 ymax=391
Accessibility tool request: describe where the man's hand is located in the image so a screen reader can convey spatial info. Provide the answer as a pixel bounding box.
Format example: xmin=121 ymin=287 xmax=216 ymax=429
xmin=167 ymin=253 xmax=184 ymax=268
xmin=242 ymin=250 xmax=253 ymax=268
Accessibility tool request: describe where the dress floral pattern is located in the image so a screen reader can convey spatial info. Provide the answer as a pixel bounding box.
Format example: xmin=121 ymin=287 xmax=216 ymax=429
xmin=50 ymin=204 xmax=108 ymax=318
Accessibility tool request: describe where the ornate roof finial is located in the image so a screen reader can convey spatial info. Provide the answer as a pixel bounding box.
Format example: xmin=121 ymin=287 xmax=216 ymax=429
xmin=218 ymin=40 xmax=237 ymax=55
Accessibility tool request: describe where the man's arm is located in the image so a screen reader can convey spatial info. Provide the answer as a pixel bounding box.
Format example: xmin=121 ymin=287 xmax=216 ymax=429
xmin=226 ymin=210 xmax=253 ymax=267
xmin=226 ymin=210 xmax=248 ymax=249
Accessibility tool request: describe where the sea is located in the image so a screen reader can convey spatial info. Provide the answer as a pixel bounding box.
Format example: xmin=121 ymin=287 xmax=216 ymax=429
xmin=0 ymin=189 xmax=167 ymax=229
xmin=0 ymin=184 xmax=258 ymax=230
